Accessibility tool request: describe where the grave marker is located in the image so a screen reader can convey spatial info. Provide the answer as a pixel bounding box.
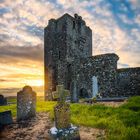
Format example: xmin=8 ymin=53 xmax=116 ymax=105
xmin=0 ymin=111 xmax=13 ymax=129
xmin=17 ymin=86 xmax=36 ymax=121
xmin=49 ymin=85 xmax=80 ymax=140
xmin=0 ymin=95 xmax=7 ymax=106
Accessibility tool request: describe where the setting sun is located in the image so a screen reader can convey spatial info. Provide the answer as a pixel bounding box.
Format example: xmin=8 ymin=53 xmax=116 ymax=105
xmin=24 ymin=79 xmax=44 ymax=87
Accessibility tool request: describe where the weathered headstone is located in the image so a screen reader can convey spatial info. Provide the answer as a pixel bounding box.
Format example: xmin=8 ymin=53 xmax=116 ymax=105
xmin=0 ymin=111 xmax=13 ymax=129
xmin=0 ymin=95 xmax=7 ymax=106
xmin=17 ymin=86 xmax=36 ymax=121
xmin=49 ymin=85 xmax=80 ymax=140
xmin=54 ymin=85 xmax=71 ymax=129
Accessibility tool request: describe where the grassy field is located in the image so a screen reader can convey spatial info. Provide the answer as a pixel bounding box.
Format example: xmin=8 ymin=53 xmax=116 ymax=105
xmin=0 ymin=96 xmax=140 ymax=140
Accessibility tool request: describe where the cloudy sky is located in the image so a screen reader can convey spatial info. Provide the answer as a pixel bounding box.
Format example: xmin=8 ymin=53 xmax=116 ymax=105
xmin=0 ymin=0 xmax=140 ymax=96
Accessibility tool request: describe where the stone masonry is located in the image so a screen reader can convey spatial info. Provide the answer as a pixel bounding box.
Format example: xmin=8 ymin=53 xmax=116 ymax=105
xmin=44 ymin=13 xmax=92 ymax=101
xmin=72 ymin=53 xmax=119 ymax=100
xmin=116 ymin=68 xmax=140 ymax=97
xmin=44 ymin=13 xmax=140 ymax=101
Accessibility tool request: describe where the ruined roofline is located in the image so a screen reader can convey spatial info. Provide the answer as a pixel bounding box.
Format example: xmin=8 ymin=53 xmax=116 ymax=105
xmin=117 ymin=67 xmax=140 ymax=72
xmin=90 ymin=53 xmax=119 ymax=60
xmin=46 ymin=13 xmax=73 ymax=23
xmin=57 ymin=13 xmax=74 ymax=21
xmin=72 ymin=53 xmax=119 ymax=64
xmin=45 ymin=13 xmax=91 ymax=30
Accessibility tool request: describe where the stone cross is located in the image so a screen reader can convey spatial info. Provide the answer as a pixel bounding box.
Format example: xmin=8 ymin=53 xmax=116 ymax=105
xmin=49 ymin=85 xmax=80 ymax=140
xmin=52 ymin=85 xmax=70 ymax=102
xmin=54 ymin=85 xmax=71 ymax=129
xmin=17 ymin=86 xmax=36 ymax=121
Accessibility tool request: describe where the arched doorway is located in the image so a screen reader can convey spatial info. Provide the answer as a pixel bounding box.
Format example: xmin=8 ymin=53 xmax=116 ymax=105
xmin=79 ymin=88 xmax=89 ymax=98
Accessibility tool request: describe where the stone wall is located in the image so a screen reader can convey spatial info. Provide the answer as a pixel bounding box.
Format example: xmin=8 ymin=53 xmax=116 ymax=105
xmin=70 ymin=53 xmax=119 ymax=101
xmin=44 ymin=13 xmax=140 ymax=101
xmin=116 ymin=68 xmax=140 ymax=97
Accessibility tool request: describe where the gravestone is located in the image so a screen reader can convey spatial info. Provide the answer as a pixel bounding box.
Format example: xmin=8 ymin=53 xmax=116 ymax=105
xmin=92 ymin=76 xmax=98 ymax=97
xmin=0 ymin=111 xmax=13 ymax=129
xmin=0 ymin=95 xmax=7 ymax=106
xmin=17 ymin=86 xmax=36 ymax=121
xmin=54 ymin=85 xmax=71 ymax=129
xmin=49 ymin=85 xmax=80 ymax=140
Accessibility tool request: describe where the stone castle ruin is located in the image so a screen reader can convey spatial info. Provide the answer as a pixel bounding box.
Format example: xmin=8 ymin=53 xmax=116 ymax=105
xmin=44 ymin=13 xmax=140 ymax=102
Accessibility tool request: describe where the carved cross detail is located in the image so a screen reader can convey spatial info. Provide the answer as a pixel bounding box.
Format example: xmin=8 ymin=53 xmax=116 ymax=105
xmin=52 ymin=85 xmax=70 ymax=103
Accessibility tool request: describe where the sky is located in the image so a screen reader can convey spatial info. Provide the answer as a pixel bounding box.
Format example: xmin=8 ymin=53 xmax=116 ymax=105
xmin=0 ymin=0 xmax=140 ymax=96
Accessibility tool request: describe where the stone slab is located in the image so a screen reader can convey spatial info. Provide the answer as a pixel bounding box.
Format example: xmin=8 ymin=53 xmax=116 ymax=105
xmin=0 ymin=111 xmax=13 ymax=126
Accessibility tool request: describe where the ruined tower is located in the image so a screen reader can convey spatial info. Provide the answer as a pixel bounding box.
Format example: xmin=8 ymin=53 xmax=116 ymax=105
xmin=44 ymin=13 xmax=92 ymax=100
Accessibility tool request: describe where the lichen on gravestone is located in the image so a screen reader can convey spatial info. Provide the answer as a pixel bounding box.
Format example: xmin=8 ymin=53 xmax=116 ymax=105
xmin=17 ymin=85 xmax=36 ymax=121
xmin=54 ymin=85 xmax=71 ymax=129
xmin=52 ymin=85 xmax=70 ymax=102
xmin=49 ymin=84 xmax=80 ymax=140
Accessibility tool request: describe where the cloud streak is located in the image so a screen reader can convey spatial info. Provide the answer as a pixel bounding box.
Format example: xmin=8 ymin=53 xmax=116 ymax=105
xmin=0 ymin=45 xmax=43 ymax=63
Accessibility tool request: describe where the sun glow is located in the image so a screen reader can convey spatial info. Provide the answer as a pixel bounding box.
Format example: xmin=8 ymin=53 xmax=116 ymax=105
xmin=24 ymin=79 xmax=44 ymax=87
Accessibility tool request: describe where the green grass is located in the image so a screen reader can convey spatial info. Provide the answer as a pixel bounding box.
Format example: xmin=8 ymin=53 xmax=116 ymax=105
xmin=0 ymin=96 xmax=140 ymax=140
xmin=0 ymin=100 xmax=56 ymax=117
xmin=0 ymin=104 xmax=16 ymax=117
xmin=7 ymin=98 xmax=17 ymax=103
xmin=70 ymin=96 xmax=140 ymax=140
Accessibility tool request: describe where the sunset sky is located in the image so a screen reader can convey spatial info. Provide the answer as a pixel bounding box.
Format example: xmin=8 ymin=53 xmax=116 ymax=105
xmin=0 ymin=0 xmax=140 ymax=96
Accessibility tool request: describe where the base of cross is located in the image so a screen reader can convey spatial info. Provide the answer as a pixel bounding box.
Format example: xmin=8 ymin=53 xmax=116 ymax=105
xmin=48 ymin=124 xmax=80 ymax=140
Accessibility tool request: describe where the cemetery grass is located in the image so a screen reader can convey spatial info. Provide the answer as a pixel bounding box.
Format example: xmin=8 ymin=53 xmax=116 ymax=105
xmin=0 ymin=96 xmax=140 ymax=140
xmin=71 ymin=96 xmax=140 ymax=140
